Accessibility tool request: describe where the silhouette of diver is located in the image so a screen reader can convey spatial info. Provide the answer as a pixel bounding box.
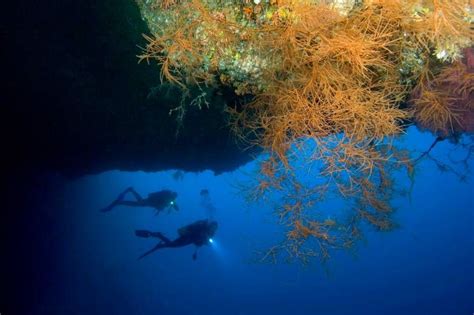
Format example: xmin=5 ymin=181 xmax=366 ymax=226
xmin=100 ymin=187 xmax=179 ymax=214
xmin=135 ymin=220 xmax=218 ymax=260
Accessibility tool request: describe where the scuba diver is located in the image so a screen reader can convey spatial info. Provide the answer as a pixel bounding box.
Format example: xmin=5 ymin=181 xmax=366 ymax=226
xmin=135 ymin=219 xmax=218 ymax=260
xmin=100 ymin=187 xmax=179 ymax=214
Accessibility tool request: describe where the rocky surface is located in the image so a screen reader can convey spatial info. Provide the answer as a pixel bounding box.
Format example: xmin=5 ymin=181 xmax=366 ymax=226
xmin=4 ymin=0 xmax=254 ymax=178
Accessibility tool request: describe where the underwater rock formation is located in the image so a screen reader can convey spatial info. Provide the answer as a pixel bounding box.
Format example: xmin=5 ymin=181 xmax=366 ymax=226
xmin=4 ymin=0 xmax=254 ymax=178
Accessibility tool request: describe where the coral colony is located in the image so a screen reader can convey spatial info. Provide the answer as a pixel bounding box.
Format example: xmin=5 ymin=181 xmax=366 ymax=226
xmin=135 ymin=0 xmax=473 ymax=264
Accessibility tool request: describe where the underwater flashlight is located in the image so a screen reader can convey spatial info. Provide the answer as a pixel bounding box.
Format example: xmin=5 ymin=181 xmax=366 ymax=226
xmin=209 ymin=238 xmax=214 ymax=244
xmin=170 ymin=201 xmax=174 ymax=205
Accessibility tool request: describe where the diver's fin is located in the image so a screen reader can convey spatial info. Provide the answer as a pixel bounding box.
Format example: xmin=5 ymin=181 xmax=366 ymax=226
xmin=138 ymin=243 xmax=165 ymax=260
xmin=135 ymin=230 xmax=151 ymax=238
xmin=100 ymin=189 xmax=129 ymax=212
xmin=99 ymin=198 xmax=121 ymax=212
xmin=100 ymin=203 xmax=115 ymax=212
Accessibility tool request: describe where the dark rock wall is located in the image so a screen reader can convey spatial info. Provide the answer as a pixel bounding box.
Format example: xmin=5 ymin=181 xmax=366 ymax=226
xmin=4 ymin=0 xmax=253 ymax=178
xmin=2 ymin=1 xmax=254 ymax=313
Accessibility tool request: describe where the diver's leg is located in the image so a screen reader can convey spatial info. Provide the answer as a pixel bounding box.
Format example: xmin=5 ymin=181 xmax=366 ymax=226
xmin=135 ymin=230 xmax=172 ymax=242
xmin=150 ymin=232 xmax=172 ymax=243
xmin=101 ymin=200 xmax=147 ymax=212
xmin=100 ymin=203 xmax=116 ymax=212
xmin=114 ymin=200 xmax=147 ymax=208
xmin=167 ymin=236 xmax=192 ymax=248
xmin=137 ymin=236 xmax=193 ymax=259
xmin=127 ymin=188 xmax=144 ymax=202
xmin=100 ymin=187 xmax=134 ymax=212
xmin=100 ymin=197 xmax=123 ymax=212
xmin=138 ymin=243 xmax=167 ymax=260
xmin=135 ymin=230 xmax=153 ymax=238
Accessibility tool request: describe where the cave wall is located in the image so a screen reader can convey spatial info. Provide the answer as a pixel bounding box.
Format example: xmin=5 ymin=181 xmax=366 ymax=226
xmin=2 ymin=2 xmax=255 ymax=312
xmin=3 ymin=0 xmax=253 ymax=178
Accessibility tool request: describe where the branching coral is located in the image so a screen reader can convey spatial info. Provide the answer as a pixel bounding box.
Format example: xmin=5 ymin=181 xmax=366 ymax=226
xmin=411 ymin=48 xmax=474 ymax=136
xmin=134 ymin=0 xmax=473 ymax=264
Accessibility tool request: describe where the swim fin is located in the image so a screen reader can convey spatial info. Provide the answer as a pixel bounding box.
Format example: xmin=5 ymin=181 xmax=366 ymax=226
xmin=135 ymin=230 xmax=151 ymax=238
xmin=100 ymin=202 xmax=116 ymax=212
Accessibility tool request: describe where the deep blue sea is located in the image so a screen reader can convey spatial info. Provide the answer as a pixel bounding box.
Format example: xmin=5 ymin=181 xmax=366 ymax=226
xmin=31 ymin=127 xmax=473 ymax=315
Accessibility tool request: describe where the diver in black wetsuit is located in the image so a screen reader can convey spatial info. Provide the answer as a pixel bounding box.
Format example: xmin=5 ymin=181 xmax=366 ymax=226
xmin=136 ymin=220 xmax=218 ymax=260
xmin=100 ymin=187 xmax=179 ymax=214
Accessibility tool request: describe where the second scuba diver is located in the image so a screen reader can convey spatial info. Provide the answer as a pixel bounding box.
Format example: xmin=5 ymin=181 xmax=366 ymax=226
xmin=135 ymin=219 xmax=218 ymax=260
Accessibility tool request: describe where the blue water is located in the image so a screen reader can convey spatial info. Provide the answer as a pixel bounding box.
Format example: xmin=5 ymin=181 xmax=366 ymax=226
xmin=37 ymin=128 xmax=473 ymax=315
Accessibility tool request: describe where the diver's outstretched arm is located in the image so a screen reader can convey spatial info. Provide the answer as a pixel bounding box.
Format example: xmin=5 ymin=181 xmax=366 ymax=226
xmin=138 ymin=243 xmax=166 ymax=260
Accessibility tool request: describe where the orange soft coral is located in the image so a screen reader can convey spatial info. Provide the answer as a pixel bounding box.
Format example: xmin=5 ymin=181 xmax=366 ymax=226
xmin=411 ymin=48 xmax=474 ymax=136
xmin=137 ymin=0 xmax=472 ymax=264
